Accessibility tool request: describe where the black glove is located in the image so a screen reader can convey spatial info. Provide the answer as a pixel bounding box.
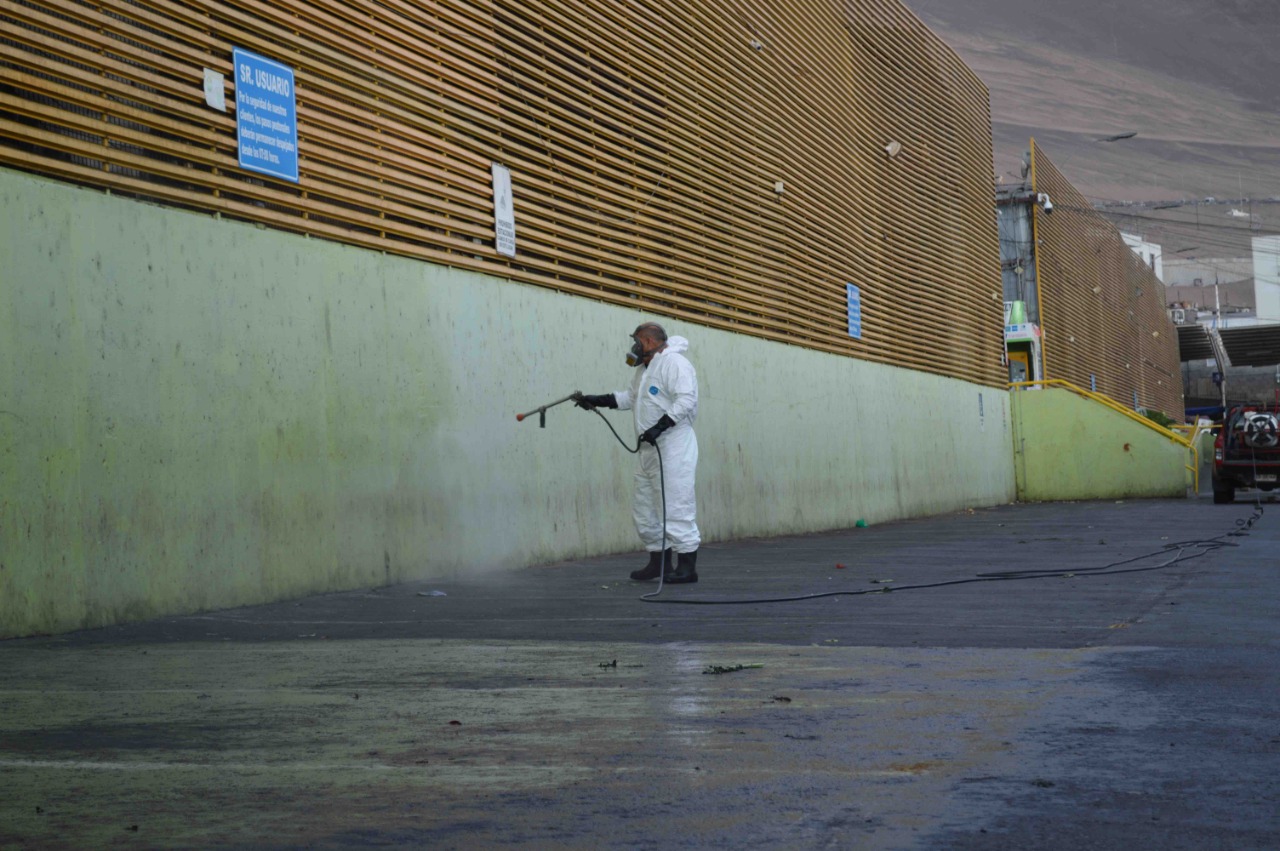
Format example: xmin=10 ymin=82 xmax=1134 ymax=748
xmin=573 ymin=392 xmax=617 ymax=410
xmin=640 ymin=414 xmax=676 ymax=445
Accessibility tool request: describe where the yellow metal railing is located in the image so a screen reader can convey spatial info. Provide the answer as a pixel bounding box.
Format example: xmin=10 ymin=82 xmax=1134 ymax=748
xmin=1009 ymin=379 xmax=1199 ymax=491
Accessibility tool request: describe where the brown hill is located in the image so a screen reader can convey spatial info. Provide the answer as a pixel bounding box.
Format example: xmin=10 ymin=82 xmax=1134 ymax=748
xmin=901 ymin=0 xmax=1280 ymax=212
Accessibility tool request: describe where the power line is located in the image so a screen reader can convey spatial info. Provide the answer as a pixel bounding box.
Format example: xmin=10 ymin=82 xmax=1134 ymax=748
xmin=1094 ymin=208 xmax=1275 ymax=236
xmin=1041 ymin=203 xmax=1280 ymax=260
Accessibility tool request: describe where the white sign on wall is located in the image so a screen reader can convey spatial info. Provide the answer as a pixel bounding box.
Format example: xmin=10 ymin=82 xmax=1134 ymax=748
xmin=491 ymin=163 xmax=516 ymax=257
xmin=202 ymin=68 xmax=226 ymax=112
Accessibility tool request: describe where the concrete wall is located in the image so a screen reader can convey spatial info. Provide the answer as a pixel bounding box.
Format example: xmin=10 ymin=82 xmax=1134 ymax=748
xmin=0 ymin=169 xmax=1015 ymax=637
xmin=1166 ymin=280 xmax=1255 ymax=312
xmin=1121 ymin=232 xmax=1163 ymax=282
xmin=1163 ymin=258 xmax=1252 ymax=288
xmin=1253 ymin=236 xmax=1280 ymax=321
xmin=1010 ymin=388 xmax=1187 ymax=502
xmin=1183 ymin=361 xmax=1280 ymax=407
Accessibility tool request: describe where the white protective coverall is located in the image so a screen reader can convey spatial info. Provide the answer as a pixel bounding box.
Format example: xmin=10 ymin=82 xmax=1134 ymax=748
xmin=612 ymin=336 xmax=700 ymax=554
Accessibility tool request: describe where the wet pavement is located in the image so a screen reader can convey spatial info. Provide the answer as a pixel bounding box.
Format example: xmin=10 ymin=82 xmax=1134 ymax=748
xmin=2 ymin=495 xmax=1278 ymax=849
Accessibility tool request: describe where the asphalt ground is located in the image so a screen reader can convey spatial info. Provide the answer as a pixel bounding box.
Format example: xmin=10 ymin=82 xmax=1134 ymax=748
xmin=2 ymin=494 xmax=1278 ymax=849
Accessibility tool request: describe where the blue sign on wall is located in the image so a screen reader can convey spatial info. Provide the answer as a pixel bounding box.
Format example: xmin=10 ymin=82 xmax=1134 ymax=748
xmin=234 ymin=48 xmax=298 ymax=183
xmin=846 ymin=283 xmax=862 ymax=339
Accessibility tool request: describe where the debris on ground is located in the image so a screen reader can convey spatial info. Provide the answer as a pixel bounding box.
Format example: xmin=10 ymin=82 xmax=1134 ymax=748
xmin=598 ymin=660 xmax=617 ymax=669
xmin=417 ymin=590 xmax=447 ymax=597
xmin=702 ymin=664 xmax=763 ymax=675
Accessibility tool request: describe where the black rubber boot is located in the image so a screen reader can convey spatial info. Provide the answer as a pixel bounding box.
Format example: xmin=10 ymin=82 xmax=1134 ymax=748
xmin=666 ymin=550 xmax=698 ymax=584
xmin=630 ymin=548 xmax=672 ymax=581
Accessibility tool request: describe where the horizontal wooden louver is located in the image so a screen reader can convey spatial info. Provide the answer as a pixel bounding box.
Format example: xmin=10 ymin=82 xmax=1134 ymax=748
xmin=0 ymin=0 xmax=1005 ymax=386
xmin=1031 ymin=141 xmax=1183 ymax=418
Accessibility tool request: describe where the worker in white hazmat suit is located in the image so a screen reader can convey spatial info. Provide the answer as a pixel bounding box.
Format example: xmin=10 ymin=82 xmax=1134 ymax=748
xmin=573 ymin=322 xmax=701 ymax=583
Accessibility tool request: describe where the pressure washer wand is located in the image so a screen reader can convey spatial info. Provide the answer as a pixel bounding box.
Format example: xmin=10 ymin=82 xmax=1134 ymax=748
xmin=516 ymin=389 xmax=667 ymax=599
xmin=516 ymin=392 xmax=580 ymax=428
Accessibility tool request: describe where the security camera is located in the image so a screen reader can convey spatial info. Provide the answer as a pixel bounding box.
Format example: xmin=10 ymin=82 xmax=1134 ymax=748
xmin=1036 ymin=193 xmax=1054 ymax=215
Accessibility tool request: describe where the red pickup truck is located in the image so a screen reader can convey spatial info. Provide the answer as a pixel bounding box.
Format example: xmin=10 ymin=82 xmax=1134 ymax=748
xmin=1212 ymin=405 xmax=1280 ymax=503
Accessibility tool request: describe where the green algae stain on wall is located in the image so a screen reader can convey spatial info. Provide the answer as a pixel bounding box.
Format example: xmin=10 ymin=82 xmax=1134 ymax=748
xmin=2 ymin=171 xmax=450 ymax=637
xmin=1010 ymin=387 xmax=1187 ymax=502
xmin=0 ymin=168 xmax=1016 ymax=638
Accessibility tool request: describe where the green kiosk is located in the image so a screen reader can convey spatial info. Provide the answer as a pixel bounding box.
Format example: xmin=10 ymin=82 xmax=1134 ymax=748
xmin=1004 ymin=300 xmax=1043 ymax=384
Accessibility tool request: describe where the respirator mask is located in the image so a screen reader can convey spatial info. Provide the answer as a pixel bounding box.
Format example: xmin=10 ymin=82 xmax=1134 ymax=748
xmin=625 ymin=337 xmax=645 ymax=367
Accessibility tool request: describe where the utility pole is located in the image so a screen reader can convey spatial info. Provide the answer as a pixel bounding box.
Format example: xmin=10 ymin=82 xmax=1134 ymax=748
xmin=1214 ymin=274 xmax=1221 ymax=329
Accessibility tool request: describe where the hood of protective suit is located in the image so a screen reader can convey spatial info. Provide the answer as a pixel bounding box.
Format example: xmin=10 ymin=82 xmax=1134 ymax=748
xmin=664 ymin=336 xmax=689 ymax=355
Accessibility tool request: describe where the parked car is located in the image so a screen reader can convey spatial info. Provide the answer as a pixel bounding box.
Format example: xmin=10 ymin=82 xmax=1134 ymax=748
xmin=1212 ymin=405 xmax=1280 ymax=503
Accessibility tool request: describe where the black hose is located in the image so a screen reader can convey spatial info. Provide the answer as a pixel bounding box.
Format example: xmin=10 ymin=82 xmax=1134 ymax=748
xmin=588 ymin=408 xmax=669 ymax=599
xmin=586 ymin=406 xmax=1265 ymax=607
xmin=591 ymin=407 xmax=641 ymax=457
xmin=639 ymin=504 xmax=1263 ymax=606
xmin=640 ymin=444 xmax=667 ymax=601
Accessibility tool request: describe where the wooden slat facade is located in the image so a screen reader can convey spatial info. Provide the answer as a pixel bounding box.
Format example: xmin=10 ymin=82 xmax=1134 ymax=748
xmin=1 ymin=0 xmax=1005 ymax=385
xmin=1031 ymin=141 xmax=1183 ymax=418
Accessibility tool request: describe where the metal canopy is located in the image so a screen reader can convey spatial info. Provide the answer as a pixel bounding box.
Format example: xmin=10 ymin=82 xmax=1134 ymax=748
xmin=1176 ymin=324 xmax=1216 ymax=362
xmin=1219 ymin=324 xmax=1280 ymax=367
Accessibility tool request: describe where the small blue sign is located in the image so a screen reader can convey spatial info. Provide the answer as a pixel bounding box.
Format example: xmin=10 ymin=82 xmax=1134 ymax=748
xmin=234 ymin=48 xmax=298 ymax=183
xmin=846 ymin=283 xmax=862 ymax=339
